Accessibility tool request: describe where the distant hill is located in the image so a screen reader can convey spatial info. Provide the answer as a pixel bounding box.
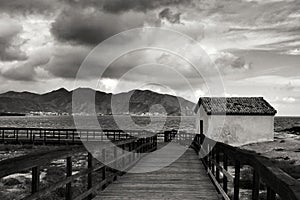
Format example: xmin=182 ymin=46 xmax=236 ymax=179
xmin=0 ymin=88 xmax=195 ymax=116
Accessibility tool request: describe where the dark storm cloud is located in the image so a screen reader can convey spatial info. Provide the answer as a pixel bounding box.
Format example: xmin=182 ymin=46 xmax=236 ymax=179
xmin=0 ymin=0 xmax=60 ymax=14
xmin=0 ymin=0 xmax=192 ymax=14
xmin=51 ymin=9 xmax=146 ymax=45
xmin=0 ymin=38 xmax=27 ymax=61
xmin=0 ymin=48 xmax=50 ymax=81
xmin=159 ymin=8 xmax=181 ymax=24
xmin=102 ymin=0 xmax=192 ymax=13
xmin=42 ymin=46 xmax=146 ymax=80
xmin=43 ymin=45 xmax=91 ymax=79
xmin=0 ymin=18 xmax=27 ymax=61
xmin=1 ymin=63 xmax=36 ymax=81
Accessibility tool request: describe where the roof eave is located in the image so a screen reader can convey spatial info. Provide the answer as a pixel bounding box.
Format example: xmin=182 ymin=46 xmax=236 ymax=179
xmin=207 ymin=112 xmax=277 ymax=116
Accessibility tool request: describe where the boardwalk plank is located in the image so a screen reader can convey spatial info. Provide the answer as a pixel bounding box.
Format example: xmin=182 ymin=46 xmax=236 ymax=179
xmin=95 ymin=144 xmax=219 ymax=200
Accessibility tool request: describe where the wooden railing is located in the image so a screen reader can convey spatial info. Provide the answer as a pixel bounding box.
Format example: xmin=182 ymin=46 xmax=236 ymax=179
xmin=193 ymin=133 xmax=300 ymax=200
xmin=0 ymin=134 xmax=157 ymax=200
xmin=0 ymin=127 xmax=155 ymax=145
xmin=0 ymin=127 xmax=193 ymax=145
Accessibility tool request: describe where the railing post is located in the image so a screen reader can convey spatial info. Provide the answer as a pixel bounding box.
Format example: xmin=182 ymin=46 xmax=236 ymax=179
xmin=252 ymin=170 xmax=260 ymax=200
xmin=234 ymin=160 xmax=241 ymax=200
xmin=30 ymin=130 xmax=32 ymax=143
xmin=223 ymin=154 xmax=228 ymax=195
xmin=72 ymin=131 xmax=75 ymax=144
xmin=33 ymin=131 xmax=35 ymax=144
xmin=212 ymin=148 xmax=215 ymax=175
xmin=113 ymin=145 xmax=118 ymax=181
xmin=147 ymin=137 xmax=150 ymax=151
xmin=58 ymin=130 xmax=61 ymax=143
xmin=66 ymin=156 xmax=72 ymax=200
xmin=31 ymin=166 xmax=40 ymax=194
xmin=44 ymin=130 xmax=46 ymax=144
xmin=216 ymin=146 xmax=220 ymax=183
xmin=138 ymin=139 xmax=142 ymax=155
xmin=203 ymin=142 xmax=208 ymax=170
xmin=114 ymin=145 xmax=117 ymax=164
xmin=208 ymin=144 xmax=212 ymax=170
xmin=87 ymin=152 xmax=93 ymax=200
xmin=16 ymin=130 xmax=19 ymax=143
xmin=155 ymin=134 xmax=158 ymax=150
xmin=122 ymin=144 xmax=125 ymax=169
xmin=267 ymin=187 xmax=276 ymax=200
xmin=128 ymin=142 xmax=132 ymax=163
xmin=164 ymin=131 xmax=167 ymax=142
xmin=141 ymin=138 xmax=144 ymax=153
xmin=102 ymin=149 xmax=106 ymax=190
xmin=131 ymin=141 xmax=135 ymax=161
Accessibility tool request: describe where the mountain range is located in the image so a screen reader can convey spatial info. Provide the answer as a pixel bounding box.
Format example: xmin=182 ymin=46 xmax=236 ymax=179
xmin=0 ymin=88 xmax=196 ymax=116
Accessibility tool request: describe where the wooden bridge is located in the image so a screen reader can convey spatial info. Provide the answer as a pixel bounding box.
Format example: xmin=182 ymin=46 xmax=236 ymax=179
xmin=0 ymin=126 xmax=299 ymax=200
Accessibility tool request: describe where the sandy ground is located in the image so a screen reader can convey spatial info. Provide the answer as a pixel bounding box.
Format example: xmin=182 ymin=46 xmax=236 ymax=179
xmin=241 ymin=131 xmax=300 ymax=180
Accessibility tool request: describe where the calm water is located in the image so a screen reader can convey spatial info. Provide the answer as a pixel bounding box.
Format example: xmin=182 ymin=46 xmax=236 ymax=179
xmin=0 ymin=116 xmax=196 ymax=132
xmin=274 ymin=116 xmax=300 ymax=131
xmin=0 ymin=115 xmax=298 ymax=133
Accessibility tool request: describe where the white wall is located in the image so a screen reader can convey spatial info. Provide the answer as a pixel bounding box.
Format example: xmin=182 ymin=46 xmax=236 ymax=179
xmin=195 ymin=105 xmax=209 ymax=134
xmin=195 ymin=105 xmax=274 ymax=146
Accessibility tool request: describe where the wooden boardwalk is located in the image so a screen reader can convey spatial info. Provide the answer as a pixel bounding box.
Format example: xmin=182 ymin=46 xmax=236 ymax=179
xmin=95 ymin=143 xmax=219 ymax=200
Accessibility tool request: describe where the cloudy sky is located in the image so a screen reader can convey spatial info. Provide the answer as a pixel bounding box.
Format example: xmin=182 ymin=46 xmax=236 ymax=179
xmin=0 ymin=0 xmax=299 ymax=115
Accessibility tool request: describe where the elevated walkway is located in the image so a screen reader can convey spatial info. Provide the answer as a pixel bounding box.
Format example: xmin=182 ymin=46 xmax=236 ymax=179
xmin=95 ymin=144 xmax=219 ymax=199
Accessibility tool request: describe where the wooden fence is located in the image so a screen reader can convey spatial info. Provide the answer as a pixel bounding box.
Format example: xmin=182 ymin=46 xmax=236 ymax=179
xmin=193 ymin=132 xmax=300 ymax=200
xmin=0 ymin=127 xmax=193 ymax=145
xmin=0 ymin=134 xmax=157 ymax=200
xmin=0 ymin=127 xmax=155 ymax=145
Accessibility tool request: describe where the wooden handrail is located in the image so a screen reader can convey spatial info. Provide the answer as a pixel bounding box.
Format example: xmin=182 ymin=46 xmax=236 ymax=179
xmin=0 ymin=133 xmax=158 ymax=200
xmin=0 ymin=127 xmax=154 ymax=132
xmin=193 ymin=132 xmax=300 ymax=200
xmin=0 ymin=146 xmax=85 ymax=178
xmin=0 ymin=127 xmax=157 ymax=145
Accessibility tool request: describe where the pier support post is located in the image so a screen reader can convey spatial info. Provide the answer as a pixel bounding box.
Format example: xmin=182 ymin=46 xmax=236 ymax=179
xmin=216 ymin=147 xmax=220 ymax=183
xmin=87 ymin=152 xmax=93 ymax=200
xmin=212 ymin=148 xmax=215 ymax=175
xmin=102 ymin=149 xmax=107 ymax=190
xmin=252 ymin=170 xmax=260 ymax=200
xmin=66 ymin=157 xmax=72 ymax=200
xmin=223 ymin=154 xmax=228 ymax=194
xmin=31 ymin=166 xmax=40 ymax=194
xmin=234 ymin=160 xmax=240 ymax=200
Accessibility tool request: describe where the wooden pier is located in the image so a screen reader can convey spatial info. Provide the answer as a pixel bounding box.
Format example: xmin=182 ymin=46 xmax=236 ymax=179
xmin=0 ymin=124 xmax=299 ymax=200
xmin=95 ymin=143 xmax=219 ymax=199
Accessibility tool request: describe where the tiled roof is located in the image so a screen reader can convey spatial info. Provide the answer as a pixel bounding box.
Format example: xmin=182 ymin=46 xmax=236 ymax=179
xmin=195 ymin=97 xmax=277 ymax=115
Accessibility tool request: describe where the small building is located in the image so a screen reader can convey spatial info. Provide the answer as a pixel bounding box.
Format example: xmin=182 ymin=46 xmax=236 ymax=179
xmin=194 ymin=97 xmax=277 ymax=146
